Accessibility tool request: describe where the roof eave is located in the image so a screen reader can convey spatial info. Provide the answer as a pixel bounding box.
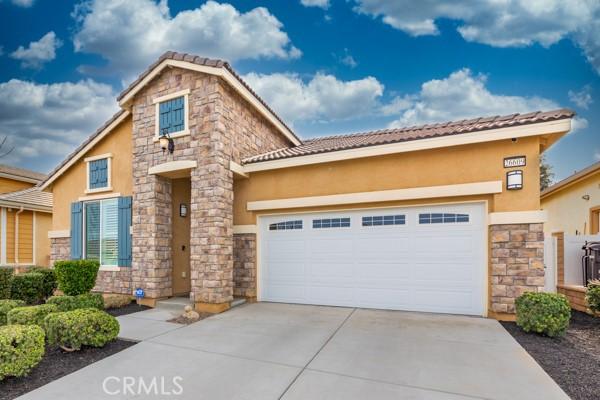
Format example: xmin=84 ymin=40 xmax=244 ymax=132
xmin=0 ymin=200 xmax=52 ymax=213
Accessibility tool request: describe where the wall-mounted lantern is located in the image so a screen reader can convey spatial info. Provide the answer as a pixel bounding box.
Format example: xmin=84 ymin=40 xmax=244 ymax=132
xmin=159 ymin=129 xmax=175 ymax=154
xmin=506 ymin=170 xmax=523 ymax=190
xmin=180 ymin=203 xmax=188 ymax=217
xmin=582 ymin=194 xmax=591 ymax=201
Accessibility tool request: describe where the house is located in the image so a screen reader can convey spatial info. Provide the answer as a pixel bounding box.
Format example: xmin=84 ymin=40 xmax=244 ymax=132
xmin=541 ymin=160 xmax=600 ymax=235
xmin=0 ymin=165 xmax=52 ymax=267
xmin=40 ymin=51 xmax=574 ymax=319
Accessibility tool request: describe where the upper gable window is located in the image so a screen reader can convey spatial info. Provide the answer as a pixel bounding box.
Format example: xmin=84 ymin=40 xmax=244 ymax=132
xmin=153 ymin=89 xmax=190 ymax=139
xmin=85 ymin=154 xmax=112 ymax=194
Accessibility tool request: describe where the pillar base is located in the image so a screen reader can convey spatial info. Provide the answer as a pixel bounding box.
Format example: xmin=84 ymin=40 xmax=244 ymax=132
xmin=136 ymin=297 xmax=165 ymax=308
xmin=195 ymin=301 xmax=230 ymax=314
xmin=487 ymin=311 xmax=516 ymax=321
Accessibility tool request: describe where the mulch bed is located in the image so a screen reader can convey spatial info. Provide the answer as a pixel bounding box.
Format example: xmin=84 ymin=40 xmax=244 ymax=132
xmin=105 ymin=302 xmax=151 ymax=317
xmin=167 ymin=312 xmax=213 ymax=325
xmin=0 ymin=339 xmax=137 ymax=400
xmin=501 ymin=311 xmax=600 ymax=400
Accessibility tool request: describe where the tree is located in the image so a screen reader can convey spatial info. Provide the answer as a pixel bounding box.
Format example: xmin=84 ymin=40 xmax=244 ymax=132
xmin=540 ymin=155 xmax=554 ymax=191
xmin=0 ymin=136 xmax=13 ymax=158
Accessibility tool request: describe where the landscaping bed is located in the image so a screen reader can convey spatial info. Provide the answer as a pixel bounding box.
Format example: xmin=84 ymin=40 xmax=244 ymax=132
xmin=502 ymin=311 xmax=600 ymax=400
xmin=106 ymin=301 xmax=151 ymax=317
xmin=0 ymin=339 xmax=136 ymax=400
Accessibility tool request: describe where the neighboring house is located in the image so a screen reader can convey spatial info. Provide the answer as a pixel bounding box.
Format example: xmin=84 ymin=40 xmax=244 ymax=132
xmin=541 ymin=161 xmax=600 ymax=235
xmin=40 ymin=51 xmax=574 ymax=319
xmin=0 ymin=165 xmax=52 ymax=267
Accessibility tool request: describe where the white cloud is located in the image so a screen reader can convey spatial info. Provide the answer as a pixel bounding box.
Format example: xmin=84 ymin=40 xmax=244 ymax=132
xmin=386 ymin=68 xmax=561 ymax=128
xmin=243 ymin=72 xmax=384 ymax=123
xmin=10 ymin=31 xmax=62 ymax=69
xmin=595 ymin=150 xmax=600 ymax=161
xmin=300 ymin=0 xmax=330 ymax=9
xmin=0 ymin=79 xmax=118 ymax=171
xmin=338 ymin=48 xmax=357 ymax=68
xmin=568 ymin=85 xmax=593 ymax=109
xmin=72 ymin=0 xmax=300 ymax=81
xmin=11 ymin=0 xmax=35 ymax=7
xmin=353 ymin=0 xmax=600 ymax=74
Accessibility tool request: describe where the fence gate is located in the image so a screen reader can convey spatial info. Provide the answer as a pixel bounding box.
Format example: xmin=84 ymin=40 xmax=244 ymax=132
xmin=544 ymin=235 xmax=557 ymax=292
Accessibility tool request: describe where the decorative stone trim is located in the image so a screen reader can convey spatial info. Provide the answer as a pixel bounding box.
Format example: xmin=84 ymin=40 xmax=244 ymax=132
xmin=233 ymin=233 xmax=257 ymax=298
xmin=50 ymin=237 xmax=70 ymax=265
xmin=490 ymin=223 xmax=545 ymax=314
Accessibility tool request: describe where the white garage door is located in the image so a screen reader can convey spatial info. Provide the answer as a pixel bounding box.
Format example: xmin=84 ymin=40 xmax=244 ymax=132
xmin=259 ymin=203 xmax=486 ymax=316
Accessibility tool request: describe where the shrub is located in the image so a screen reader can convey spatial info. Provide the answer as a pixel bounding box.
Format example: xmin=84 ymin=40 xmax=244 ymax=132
xmin=30 ymin=267 xmax=57 ymax=299
xmin=54 ymin=260 xmax=100 ymax=296
xmin=10 ymin=272 xmax=45 ymax=304
xmin=0 ymin=325 xmax=45 ymax=380
xmin=103 ymin=294 xmax=132 ymax=309
xmin=7 ymin=304 xmax=58 ymax=327
xmin=515 ymin=292 xmax=571 ymax=337
xmin=47 ymin=293 xmax=104 ymax=312
xmin=0 ymin=267 xmax=13 ymax=299
xmin=0 ymin=299 xmax=26 ymax=325
xmin=45 ymin=309 xmax=119 ymax=351
xmin=586 ymin=280 xmax=600 ymax=314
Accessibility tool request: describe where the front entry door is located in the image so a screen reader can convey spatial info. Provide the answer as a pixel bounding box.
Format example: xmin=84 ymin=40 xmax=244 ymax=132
xmin=172 ymin=178 xmax=191 ymax=295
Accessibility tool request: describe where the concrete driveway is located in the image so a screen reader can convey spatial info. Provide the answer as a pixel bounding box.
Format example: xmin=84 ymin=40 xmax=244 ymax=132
xmin=19 ymin=303 xmax=569 ymax=400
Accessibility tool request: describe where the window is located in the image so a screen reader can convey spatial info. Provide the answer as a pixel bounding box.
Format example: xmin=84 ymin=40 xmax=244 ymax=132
xmin=154 ymin=89 xmax=189 ymax=138
xmin=85 ymin=154 xmax=112 ymax=193
xmin=313 ymin=217 xmax=351 ymax=229
xmin=85 ymin=198 xmax=118 ymax=266
xmin=269 ymin=220 xmax=302 ymax=231
xmin=419 ymin=213 xmax=469 ymax=224
xmin=362 ymin=215 xmax=405 ymax=226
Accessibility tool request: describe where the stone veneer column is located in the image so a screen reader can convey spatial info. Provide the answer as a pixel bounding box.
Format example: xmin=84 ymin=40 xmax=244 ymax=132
xmin=233 ymin=233 xmax=257 ymax=299
xmin=49 ymin=237 xmax=70 ymax=265
xmin=490 ymin=223 xmax=545 ymax=314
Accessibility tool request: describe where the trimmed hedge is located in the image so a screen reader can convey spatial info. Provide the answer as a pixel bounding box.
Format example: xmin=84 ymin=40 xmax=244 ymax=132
xmin=47 ymin=293 xmax=104 ymax=312
xmin=0 ymin=267 xmax=12 ymax=299
xmin=586 ymin=280 xmax=600 ymax=314
xmin=54 ymin=260 xmax=100 ymax=296
xmin=103 ymin=294 xmax=132 ymax=309
xmin=0 ymin=299 xmax=26 ymax=325
xmin=0 ymin=325 xmax=45 ymax=380
xmin=10 ymin=272 xmax=45 ymax=304
xmin=7 ymin=304 xmax=58 ymax=327
xmin=515 ymin=292 xmax=571 ymax=337
xmin=30 ymin=267 xmax=57 ymax=299
xmin=45 ymin=309 xmax=119 ymax=351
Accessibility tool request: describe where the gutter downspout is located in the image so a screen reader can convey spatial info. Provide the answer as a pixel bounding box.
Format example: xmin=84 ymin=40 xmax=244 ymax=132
xmin=15 ymin=206 xmax=23 ymax=265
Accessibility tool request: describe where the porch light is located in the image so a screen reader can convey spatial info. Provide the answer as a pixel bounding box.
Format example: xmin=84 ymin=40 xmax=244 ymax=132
xmin=506 ymin=170 xmax=523 ymax=190
xmin=180 ymin=203 xmax=188 ymax=217
xmin=159 ymin=129 xmax=175 ymax=154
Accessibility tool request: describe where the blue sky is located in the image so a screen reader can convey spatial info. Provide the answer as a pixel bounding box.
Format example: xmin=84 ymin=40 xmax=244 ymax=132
xmin=0 ymin=0 xmax=598 ymax=181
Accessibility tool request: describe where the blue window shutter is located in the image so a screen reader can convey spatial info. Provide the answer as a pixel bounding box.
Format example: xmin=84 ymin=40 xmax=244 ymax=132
xmin=70 ymin=202 xmax=83 ymax=260
xmin=118 ymin=196 xmax=133 ymax=267
xmin=159 ymin=96 xmax=185 ymax=135
xmin=89 ymin=159 xmax=108 ymax=189
xmin=171 ymin=97 xmax=184 ymax=132
xmin=159 ymin=101 xmax=172 ymax=135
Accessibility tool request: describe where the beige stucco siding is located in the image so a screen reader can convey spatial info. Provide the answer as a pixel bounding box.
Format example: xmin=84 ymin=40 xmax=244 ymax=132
xmin=0 ymin=177 xmax=35 ymax=194
xmin=234 ymin=136 xmax=541 ymax=224
xmin=35 ymin=212 xmax=51 ymax=266
xmin=541 ymin=170 xmax=600 ymax=234
xmin=51 ymin=115 xmax=133 ymax=230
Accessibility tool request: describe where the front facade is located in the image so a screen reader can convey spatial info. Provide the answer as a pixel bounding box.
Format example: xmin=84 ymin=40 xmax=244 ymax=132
xmin=42 ymin=52 xmax=573 ymax=319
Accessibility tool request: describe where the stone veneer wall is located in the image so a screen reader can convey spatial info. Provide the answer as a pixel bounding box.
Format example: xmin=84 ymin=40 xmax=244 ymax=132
xmin=233 ymin=233 xmax=257 ymax=298
xmin=49 ymin=237 xmax=70 ymax=265
xmin=490 ymin=223 xmax=545 ymax=314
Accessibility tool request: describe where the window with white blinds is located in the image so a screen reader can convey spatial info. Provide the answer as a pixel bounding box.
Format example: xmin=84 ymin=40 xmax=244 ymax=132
xmin=84 ymin=198 xmax=118 ymax=266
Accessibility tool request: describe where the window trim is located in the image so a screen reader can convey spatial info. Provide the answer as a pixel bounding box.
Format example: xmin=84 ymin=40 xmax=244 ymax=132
xmin=82 ymin=198 xmax=119 ymax=268
xmin=312 ymin=217 xmax=351 ymax=229
xmin=361 ymin=214 xmax=406 ymax=227
xmin=268 ymin=220 xmax=303 ymax=231
xmin=84 ymin=153 xmax=113 ymax=194
xmin=153 ymin=89 xmax=190 ymax=140
xmin=418 ymin=212 xmax=470 ymax=225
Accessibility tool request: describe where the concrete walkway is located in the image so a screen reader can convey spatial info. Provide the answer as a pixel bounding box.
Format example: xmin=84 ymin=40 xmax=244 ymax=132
xmin=18 ymin=303 xmax=569 ymax=400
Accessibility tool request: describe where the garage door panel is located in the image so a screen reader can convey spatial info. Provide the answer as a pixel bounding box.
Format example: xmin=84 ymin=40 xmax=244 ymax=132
xmin=266 ymin=261 xmax=306 ymax=280
xmin=308 ymin=286 xmax=354 ymax=304
xmin=412 ymin=288 xmax=474 ymax=312
xmin=266 ymin=239 xmax=306 ymax=260
xmin=413 ymin=262 xmax=475 ymax=282
xmin=355 ymin=262 xmax=411 ymax=280
xmin=265 ymin=284 xmax=306 ymax=302
xmin=355 ymin=288 xmax=411 ymax=309
xmin=309 ymin=262 xmax=355 ymax=281
xmin=412 ymin=234 xmax=474 ymax=255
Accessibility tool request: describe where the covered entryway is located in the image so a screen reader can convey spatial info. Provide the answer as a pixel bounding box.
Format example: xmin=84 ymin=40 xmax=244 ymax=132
xmin=259 ymin=203 xmax=486 ymax=315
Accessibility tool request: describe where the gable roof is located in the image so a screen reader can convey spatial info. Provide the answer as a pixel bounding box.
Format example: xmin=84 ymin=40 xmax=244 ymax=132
xmin=117 ymin=51 xmax=301 ymax=146
xmin=541 ymin=160 xmax=600 ymax=199
xmin=0 ymin=187 xmax=52 ymax=212
xmin=243 ymin=109 xmax=574 ymax=165
xmin=0 ymin=164 xmax=46 ymax=183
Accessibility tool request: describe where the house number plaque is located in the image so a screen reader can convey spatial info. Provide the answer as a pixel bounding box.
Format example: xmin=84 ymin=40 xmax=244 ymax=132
xmin=504 ymin=156 xmax=526 ymax=168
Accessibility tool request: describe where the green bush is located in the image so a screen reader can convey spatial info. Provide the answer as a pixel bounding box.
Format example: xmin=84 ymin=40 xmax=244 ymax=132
xmin=10 ymin=272 xmax=45 ymax=304
xmin=45 ymin=309 xmax=119 ymax=351
xmin=515 ymin=292 xmax=571 ymax=337
xmin=0 ymin=325 xmax=45 ymax=380
xmin=0 ymin=267 xmax=13 ymax=299
xmin=47 ymin=293 xmax=104 ymax=312
xmin=0 ymin=299 xmax=26 ymax=325
xmin=30 ymin=267 xmax=57 ymax=299
xmin=586 ymin=280 xmax=600 ymax=314
xmin=54 ymin=260 xmax=100 ymax=296
xmin=7 ymin=304 xmax=58 ymax=327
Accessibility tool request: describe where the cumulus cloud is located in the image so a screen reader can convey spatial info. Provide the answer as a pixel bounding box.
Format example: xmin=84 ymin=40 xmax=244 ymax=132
xmin=300 ymin=0 xmax=330 ymax=9
xmin=0 ymin=79 xmax=118 ymax=171
xmin=72 ymin=0 xmax=300 ymax=82
xmin=337 ymin=48 xmax=357 ymax=68
xmin=243 ymin=72 xmax=384 ymax=123
xmin=353 ymin=0 xmax=600 ymax=74
xmin=10 ymin=31 xmax=62 ymax=69
xmin=568 ymin=85 xmax=593 ymax=109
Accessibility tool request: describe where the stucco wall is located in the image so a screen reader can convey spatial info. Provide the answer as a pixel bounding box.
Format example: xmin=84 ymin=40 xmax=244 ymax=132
xmin=50 ymin=115 xmax=133 ymax=231
xmin=34 ymin=212 xmax=51 ymax=266
xmin=234 ymin=136 xmax=541 ymax=225
xmin=0 ymin=177 xmax=35 ymax=194
xmin=541 ymin=171 xmax=600 ymax=234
